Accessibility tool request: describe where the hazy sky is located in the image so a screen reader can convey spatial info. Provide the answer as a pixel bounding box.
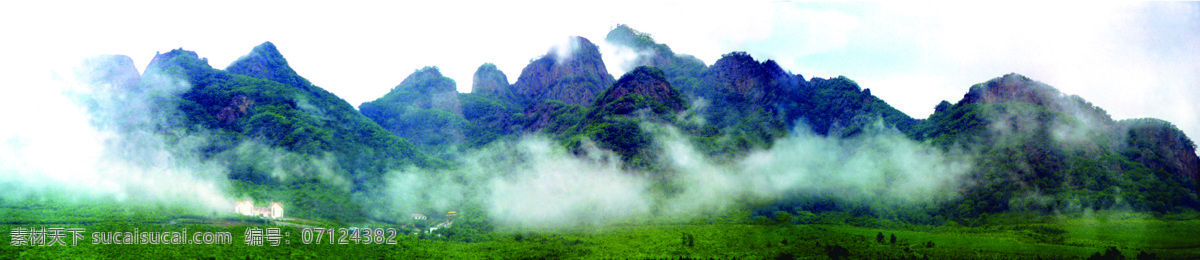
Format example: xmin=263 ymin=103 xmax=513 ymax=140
xmin=1 ymin=1 xmax=1197 ymax=145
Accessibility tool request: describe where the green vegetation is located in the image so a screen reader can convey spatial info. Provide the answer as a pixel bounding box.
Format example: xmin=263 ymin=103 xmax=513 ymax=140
xmin=554 ymin=66 xmax=688 ymax=170
xmin=605 ymin=24 xmax=706 ymax=95
xmin=360 ymin=66 xmax=475 ymax=159
xmin=144 ymin=48 xmax=436 ymax=221
xmin=9 ymin=26 xmax=1198 ymax=258
xmin=803 ymin=76 xmax=916 ymax=136
xmin=911 ymin=101 xmax=1198 ymax=218
xmin=4 ymin=201 xmax=1196 ymax=259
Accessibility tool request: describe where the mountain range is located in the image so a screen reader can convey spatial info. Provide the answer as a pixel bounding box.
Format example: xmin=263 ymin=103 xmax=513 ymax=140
xmin=84 ymin=24 xmax=1197 ymax=222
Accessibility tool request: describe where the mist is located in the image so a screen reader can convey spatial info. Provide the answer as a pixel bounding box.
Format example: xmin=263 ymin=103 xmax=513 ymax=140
xmin=0 ymin=56 xmax=234 ymax=213
xmin=375 ymin=119 xmax=973 ymax=229
xmin=221 ymin=141 xmax=352 ymax=191
xmin=656 ymin=123 xmax=973 ymax=214
xmin=550 ymin=36 xmax=585 ymax=65
xmin=373 ymin=137 xmax=655 ymax=228
xmin=597 ymin=40 xmax=655 ymax=78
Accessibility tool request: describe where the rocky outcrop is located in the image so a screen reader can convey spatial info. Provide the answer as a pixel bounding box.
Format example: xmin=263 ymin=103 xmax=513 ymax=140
xmin=372 ymin=67 xmax=462 ymax=115
xmin=226 ymin=41 xmax=313 ymax=90
xmin=687 ymin=52 xmax=803 ymax=129
xmin=702 ymin=52 xmax=798 ymax=105
xmin=143 ymin=48 xmax=207 ymax=78
xmin=604 ymin=24 xmax=705 ymax=71
xmin=147 ymin=49 xmax=199 ymax=69
xmin=1119 ymin=118 xmax=1200 ymax=193
xmin=511 ymin=36 xmax=614 ymax=107
xmin=960 ymin=73 xmax=1061 ymax=106
xmin=593 ymin=66 xmax=685 ymax=116
xmin=471 ymin=63 xmax=509 ymax=97
xmin=958 ymin=73 xmax=1114 ymax=127
xmin=216 ymin=95 xmax=255 ymax=125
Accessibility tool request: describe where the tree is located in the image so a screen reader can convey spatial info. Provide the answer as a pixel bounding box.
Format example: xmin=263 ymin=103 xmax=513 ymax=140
xmin=681 ymin=233 xmax=694 ymax=247
xmin=774 ymin=211 xmax=793 ymax=224
xmin=825 ymin=244 xmax=850 ymax=260
xmin=1136 ymin=250 xmax=1158 ymax=260
xmin=890 ymin=233 xmax=897 ymax=244
xmin=1087 ymin=246 xmax=1124 ymax=260
xmin=876 ymin=232 xmax=885 ymax=243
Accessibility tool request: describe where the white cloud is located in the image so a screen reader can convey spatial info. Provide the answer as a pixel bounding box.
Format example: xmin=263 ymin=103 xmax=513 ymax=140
xmin=0 ymin=61 xmax=234 ymax=212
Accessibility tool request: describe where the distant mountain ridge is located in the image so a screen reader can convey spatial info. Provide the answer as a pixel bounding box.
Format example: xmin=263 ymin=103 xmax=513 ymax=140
xmin=82 ymin=24 xmax=1195 ymax=222
xmin=131 ymin=44 xmax=437 ymax=221
xmin=913 ymin=73 xmax=1198 ymax=213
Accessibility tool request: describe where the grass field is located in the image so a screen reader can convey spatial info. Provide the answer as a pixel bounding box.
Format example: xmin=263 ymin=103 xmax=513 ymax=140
xmin=3 ymin=200 xmax=1198 ymax=259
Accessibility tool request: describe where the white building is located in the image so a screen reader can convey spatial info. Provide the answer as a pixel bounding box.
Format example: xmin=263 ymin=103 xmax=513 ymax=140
xmin=235 ymin=200 xmax=284 ymax=219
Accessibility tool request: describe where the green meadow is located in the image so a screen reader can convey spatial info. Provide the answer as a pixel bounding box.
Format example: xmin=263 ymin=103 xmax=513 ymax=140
xmin=4 ymin=199 xmax=1196 ymax=259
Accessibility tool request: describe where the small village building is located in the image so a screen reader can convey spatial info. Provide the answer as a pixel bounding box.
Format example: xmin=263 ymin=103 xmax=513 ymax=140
xmin=234 ymin=200 xmax=284 ymax=219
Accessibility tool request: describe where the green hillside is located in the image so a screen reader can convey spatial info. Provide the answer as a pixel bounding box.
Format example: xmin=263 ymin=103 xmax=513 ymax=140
xmin=3 ymin=25 xmax=1197 ymax=259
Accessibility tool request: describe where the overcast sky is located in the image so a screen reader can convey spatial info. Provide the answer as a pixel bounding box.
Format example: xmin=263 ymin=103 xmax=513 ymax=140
xmin=1 ymin=1 xmax=1197 ymax=145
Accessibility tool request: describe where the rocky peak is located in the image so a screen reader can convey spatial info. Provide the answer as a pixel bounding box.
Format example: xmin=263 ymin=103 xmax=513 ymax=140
xmin=960 ymin=73 xmax=1061 ymax=107
xmin=703 ymin=52 xmax=794 ymax=105
xmin=226 ymin=41 xmax=312 ymax=89
xmin=380 ymin=66 xmax=461 ymax=114
xmin=593 ymin=66 xmax=685 ymax=115
xmin=512 ymin=36 xmax=614 ymax=107
xmin=471 ymin=63 xmax=509 ymax=96
xmin=934 ymin=100 xmax=953 ymax=114
xmin=604 ymin=24 xmax=704 ymax=70
xmin=959 ymin=73 xmax=1114 ymax=127
xmin=144 ymin=48 xmax=208 ymax=76
xmin=397 ymin=67 xmax=456 ymax=93
xmin=604 ymin=24 xmax=643 ymax=47
xmin=147 ymin=49 xmax=199 ymax=68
